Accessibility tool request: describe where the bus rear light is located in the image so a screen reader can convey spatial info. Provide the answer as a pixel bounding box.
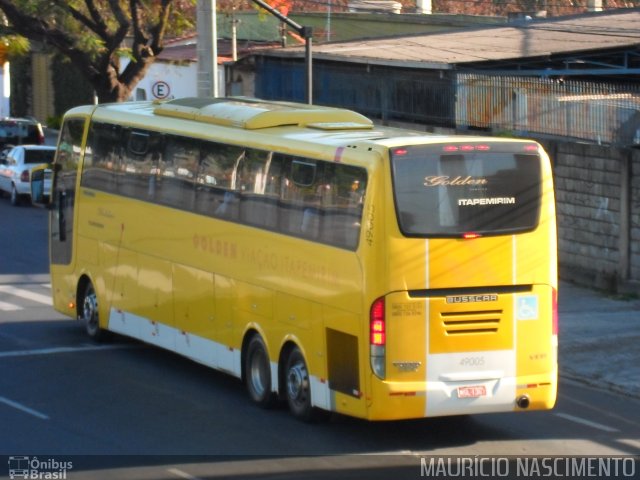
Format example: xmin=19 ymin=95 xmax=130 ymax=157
xmin=443 ymin=144 xmax=491 ymax=152
xmin=371 ymin=320 xmax=385 ymax=346
xmin=393 ymin=148 xmax=408 ymax=156
xmin=370 ymin=297 xmax=386 ymax=379
xmin=552 ymin=288 xmax=558 ymax=336
xmin=462 ymin=232 xmax=482 ymax=239
xmin=524 ymin=144 xmax=539 ymax=152
xmin=370 ymin=297 xmax=385 ymax=346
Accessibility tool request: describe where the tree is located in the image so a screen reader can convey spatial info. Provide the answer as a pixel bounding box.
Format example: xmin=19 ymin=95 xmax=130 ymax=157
xmin=0 ymin=0 xmax=196 ymax=103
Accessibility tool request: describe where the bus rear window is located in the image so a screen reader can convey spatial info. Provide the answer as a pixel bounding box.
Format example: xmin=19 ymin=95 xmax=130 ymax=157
xmin=391 ymin=143 xmax=542 ymax=237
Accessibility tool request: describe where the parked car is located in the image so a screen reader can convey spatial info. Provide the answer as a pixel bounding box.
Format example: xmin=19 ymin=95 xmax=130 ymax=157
xmin=0 ymin=118 xmax=45 ymax=148
xmin=0 ymin=145 xmax=56 ymax=205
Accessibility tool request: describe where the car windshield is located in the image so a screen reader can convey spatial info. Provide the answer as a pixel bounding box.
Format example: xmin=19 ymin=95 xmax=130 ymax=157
xmin=24 ymin=149 xmax=55 ymax=164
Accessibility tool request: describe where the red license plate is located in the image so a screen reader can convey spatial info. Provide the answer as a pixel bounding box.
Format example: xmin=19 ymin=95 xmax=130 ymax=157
xmin=457 ymin=385 xmax=487 ymax=398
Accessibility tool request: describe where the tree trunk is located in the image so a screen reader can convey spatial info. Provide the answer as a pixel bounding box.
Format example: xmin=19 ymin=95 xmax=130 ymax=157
xmin=92 ymin=56 xmax=155 ymax=104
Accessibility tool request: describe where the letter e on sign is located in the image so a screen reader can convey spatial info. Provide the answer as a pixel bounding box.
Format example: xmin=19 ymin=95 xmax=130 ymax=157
xmin=152 ymin=81 xmax=171 ymax=99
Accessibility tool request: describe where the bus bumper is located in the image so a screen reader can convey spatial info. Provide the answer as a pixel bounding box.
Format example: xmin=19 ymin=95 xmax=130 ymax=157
xmin=365 ymin=371 xmax=557 ymax=421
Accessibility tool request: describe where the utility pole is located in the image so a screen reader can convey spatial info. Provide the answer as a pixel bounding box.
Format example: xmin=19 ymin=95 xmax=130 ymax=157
xmin=197 ymin=0 xmax=219 ymax=97
xmin=231 ymin=12 xmax=239 ymax=62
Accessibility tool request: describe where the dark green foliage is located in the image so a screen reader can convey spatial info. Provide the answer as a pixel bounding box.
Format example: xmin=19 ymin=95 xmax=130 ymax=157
xmin=51 ymin=54 xmax=94 ymax=118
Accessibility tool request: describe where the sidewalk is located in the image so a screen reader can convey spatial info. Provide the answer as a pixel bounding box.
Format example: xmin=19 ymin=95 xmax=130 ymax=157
xmin=558 ymin=281 xmax=640 ymax=398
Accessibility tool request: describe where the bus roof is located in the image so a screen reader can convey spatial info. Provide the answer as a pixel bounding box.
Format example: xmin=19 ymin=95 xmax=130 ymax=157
xmin=153 ymin=97 xmax=374 ymax=130
xmin=73 ymin=98 xmax=538 ymax=159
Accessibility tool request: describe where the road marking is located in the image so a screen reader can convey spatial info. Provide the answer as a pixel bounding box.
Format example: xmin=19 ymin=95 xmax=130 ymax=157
xmin=167 ymin=468 xmax=204 ymax=480
xmin=0 ymin=300 xmax=21 ymax=311
xmin=619 ymin=438 xmax=640 ymax=451
xmin=0 ymin=396 xmax=49 ymax=420
xmin=0 ymin=285 xmax=52 ymax=305
xmin=554 ymin=412 xmax=619 ymax=433
xmin=0 ymin=344 xmax=137 ymax=358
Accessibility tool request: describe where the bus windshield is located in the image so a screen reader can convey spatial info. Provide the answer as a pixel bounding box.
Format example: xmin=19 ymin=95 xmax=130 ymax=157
xmin=391 ymin=142 xmax=542 ymax=237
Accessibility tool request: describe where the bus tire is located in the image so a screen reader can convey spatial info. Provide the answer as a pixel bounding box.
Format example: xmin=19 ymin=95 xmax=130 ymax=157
xmin=80 ymin=281 xmax=108 ymax=342
xmin=244 ymin=335 xmax=276 ymax=408
xmin=284 ymin=346 xmax=323 ymax=422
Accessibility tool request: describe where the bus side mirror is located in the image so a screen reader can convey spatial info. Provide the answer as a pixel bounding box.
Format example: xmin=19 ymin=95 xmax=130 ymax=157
xmin=31 ymin=164 xmax=52 ymax=208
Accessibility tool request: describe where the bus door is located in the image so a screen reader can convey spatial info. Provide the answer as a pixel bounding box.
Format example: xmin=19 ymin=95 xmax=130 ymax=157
xmin=51 ymin=118 xmax=86 ymax=266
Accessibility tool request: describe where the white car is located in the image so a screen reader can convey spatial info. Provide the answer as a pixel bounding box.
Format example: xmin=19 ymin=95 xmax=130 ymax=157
xmin=0 ymin=145 xmax=56 ymax=205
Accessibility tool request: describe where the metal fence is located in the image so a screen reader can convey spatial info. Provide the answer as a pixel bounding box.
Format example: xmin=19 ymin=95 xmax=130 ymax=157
xmin=255 ymin=57 xmax=640 ymax=146
xmin=456 ymin=74 xmax=640 ymax=146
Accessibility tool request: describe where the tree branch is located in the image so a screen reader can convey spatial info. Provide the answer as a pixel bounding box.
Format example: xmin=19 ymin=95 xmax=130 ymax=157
xmin=47 ymin=0 xmax=107 ymax=39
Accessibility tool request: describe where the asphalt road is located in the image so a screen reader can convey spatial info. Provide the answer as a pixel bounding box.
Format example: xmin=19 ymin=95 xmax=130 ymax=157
xmin=1 ymin=199 xmax=639 ymax=480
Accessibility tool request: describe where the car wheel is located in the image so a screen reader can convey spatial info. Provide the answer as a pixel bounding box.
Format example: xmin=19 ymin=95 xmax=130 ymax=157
xmin=10 ymin=184 xmax=20 ymax=206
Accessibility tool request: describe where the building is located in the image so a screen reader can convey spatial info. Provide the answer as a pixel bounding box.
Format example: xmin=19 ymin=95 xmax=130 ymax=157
xmin=246 ymin=8 xmax=640 ymax=144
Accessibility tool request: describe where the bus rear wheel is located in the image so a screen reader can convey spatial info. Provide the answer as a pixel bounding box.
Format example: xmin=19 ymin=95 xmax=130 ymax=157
xmin=244 ymin=335 xmax=276 ymax=408
xmin=284 ymin=346 xmax=322 ymax=422
xmin=80 ymin=281 xmax=108 ymax=342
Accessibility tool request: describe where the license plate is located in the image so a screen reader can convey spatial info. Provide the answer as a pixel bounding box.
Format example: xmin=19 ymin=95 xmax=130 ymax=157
xmin=457 ymin=385 xmax=487 ymax=398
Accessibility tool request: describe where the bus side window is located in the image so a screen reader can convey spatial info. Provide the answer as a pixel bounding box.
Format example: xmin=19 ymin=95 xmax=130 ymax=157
xmin=82 ymin=122 xmax=121 ymax=192
xmin=197 ymin=142 xmax=244 ymax=220
xmin=322 ymin=165 xmax=367 ymax=249
xmin=239 ymin=150 xmax=279 ymax=229
xmin=196 ymin=145 xmax=224 ymax=215
xmin=160 ymin=135 xmax=198 ymax=210
xmin=120 ymin=129 xmax=164 ymax=201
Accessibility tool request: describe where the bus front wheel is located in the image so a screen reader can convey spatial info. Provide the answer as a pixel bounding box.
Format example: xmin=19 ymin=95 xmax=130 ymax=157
xmin=244 ymin=335 xmax=276 ymax=408
xmin=80 ymin=281 xmax=108 ymax=342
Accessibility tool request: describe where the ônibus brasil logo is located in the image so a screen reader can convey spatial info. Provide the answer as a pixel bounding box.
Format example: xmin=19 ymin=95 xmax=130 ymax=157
xmin=8 ymin=456 xmax=73 ymax=479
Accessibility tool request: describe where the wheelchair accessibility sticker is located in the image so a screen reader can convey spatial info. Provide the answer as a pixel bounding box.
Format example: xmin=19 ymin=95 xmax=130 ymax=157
xmin=516 ymin=295 xmax=539 ymax=320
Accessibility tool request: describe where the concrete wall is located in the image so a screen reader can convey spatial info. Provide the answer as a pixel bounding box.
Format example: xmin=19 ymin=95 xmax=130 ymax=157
xmin=631 ymin=150 xmax=640 ymax=287
xmin=122 ymin=59 xmax=200 ymax=102
xmin=542 ymin=140 xmax=640 ymax=293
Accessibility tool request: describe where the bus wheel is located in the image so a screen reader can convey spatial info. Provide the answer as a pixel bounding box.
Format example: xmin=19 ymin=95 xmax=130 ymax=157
xmin=285 ymin=346 xmax=318 ymax=421
xmin=245 ymin=335 xmax=276 ymax=408
xmin=80 ymin=282 xmax=107 ymax=342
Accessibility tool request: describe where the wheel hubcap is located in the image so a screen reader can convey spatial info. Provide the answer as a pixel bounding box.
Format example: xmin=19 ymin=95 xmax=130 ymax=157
xmin=287 ymin=362 xmax=308 ymax=403
xmin=83 ymin=291 xmax=98 ymax=333
xmin=249 ymin=352 xmax=268 ymax=397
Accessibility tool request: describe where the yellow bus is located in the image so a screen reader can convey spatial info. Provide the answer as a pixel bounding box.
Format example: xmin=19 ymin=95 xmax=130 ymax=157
xmin=41 ymin=97 xmax=557 ymax=421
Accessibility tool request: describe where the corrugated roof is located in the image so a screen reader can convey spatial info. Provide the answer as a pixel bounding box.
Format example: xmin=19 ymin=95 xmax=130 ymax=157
xmin=269 ymin=9 xmax=640 ymax=68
